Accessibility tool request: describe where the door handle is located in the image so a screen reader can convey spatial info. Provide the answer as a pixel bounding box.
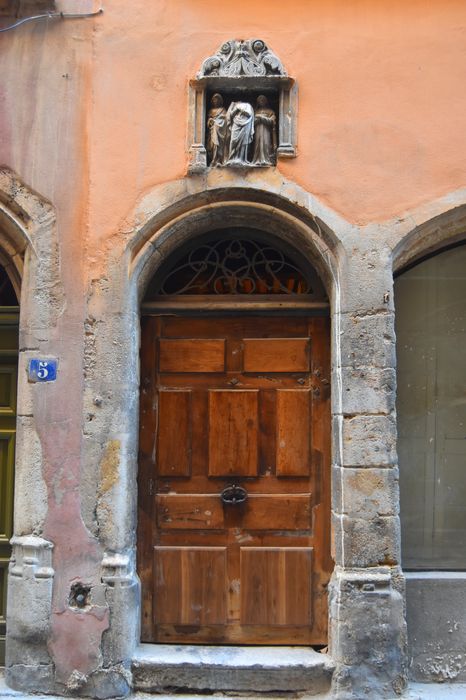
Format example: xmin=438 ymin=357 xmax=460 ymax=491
xmin=221 ymin=484 xmax=248 ymax=505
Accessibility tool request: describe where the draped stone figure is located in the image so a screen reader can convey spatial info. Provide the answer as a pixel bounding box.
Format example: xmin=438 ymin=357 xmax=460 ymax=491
xmin=252 ymin=95 xmax=277 ymax=166
xmin=225 ymin=101 xmax=254 ymax=165
xmin=206 ymin=93 xmax=227 ymax=166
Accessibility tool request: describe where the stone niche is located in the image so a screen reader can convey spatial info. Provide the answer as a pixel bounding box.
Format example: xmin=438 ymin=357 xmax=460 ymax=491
xmin=188 ymin=39 xmax=297 ymax=173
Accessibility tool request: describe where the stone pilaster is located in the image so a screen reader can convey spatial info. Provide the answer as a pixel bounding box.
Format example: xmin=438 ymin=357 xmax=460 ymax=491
xmin=329 ymin=240 xmax=407 ymax=699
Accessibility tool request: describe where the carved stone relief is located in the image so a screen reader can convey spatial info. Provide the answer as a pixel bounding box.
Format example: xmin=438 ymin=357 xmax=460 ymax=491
xmin=188 ymin=39 xmax=297 ymax=173
xmin=199 ymin=39 xmax=286 ymax=78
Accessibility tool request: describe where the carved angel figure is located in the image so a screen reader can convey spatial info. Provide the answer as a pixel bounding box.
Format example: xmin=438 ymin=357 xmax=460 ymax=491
xmin=225 ymin=101 xmax=254 ymax=165
xmin=252 ymin=95 xmax=277 ymax=166
xmin=206 ymin=93 xmax=227 ymax=166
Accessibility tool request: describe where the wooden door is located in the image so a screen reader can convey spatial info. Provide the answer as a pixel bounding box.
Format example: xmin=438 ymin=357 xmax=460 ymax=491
xmin=138 ymin=315 xmax=331 ymax=644
xmin=0 ymin=310 xmax=18 ymax=663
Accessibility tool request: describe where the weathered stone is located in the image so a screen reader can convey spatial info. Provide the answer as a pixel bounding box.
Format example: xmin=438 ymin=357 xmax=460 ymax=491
xmin=342 ymin=414 xmax=397 ymax=467
xmin=329 ymin=568 xmax=407 ymax=699
xmin=132 ymin=644 xmax=335 ymax=694
xmin=338 ymin=239 xmax=395 ymax=315
xmin=100 ymin=553 xmax=140 ymax=668
xmin=333 ymin=514 xmax=401 ymax=568
xmin=339 ymin=367 xmax=396 ymax=415
xmin=333 ymin=466 xmax=400 ymax=518
xmin=339 ymin=312 xmax=396 ymax=368
xmin=12 ymin=417 xmax=47 ymax=535
xmin=6 ymin=537 xmax=54 ymax=682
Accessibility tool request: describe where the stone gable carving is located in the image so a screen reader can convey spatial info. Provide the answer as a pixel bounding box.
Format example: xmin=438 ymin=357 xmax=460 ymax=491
xmin=198 ymin=39 xmax=286 ymax=78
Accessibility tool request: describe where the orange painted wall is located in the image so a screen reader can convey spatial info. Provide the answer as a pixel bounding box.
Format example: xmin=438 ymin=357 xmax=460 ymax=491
xmin=2 ymin=0 xmax=466 ymax=239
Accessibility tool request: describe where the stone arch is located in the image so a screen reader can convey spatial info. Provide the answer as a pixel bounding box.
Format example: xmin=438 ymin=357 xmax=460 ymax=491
xmin=392 ymin=201 xmax=466 ymax=273
xmin=128 ymin=186 xmax=343 ymax=305
xmin=0 ymin=169 xmax=38 ymax=298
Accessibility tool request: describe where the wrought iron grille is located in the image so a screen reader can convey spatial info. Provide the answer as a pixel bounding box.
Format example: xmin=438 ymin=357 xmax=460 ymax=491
xmin=157 ymin=238 xmax=314 ymax=295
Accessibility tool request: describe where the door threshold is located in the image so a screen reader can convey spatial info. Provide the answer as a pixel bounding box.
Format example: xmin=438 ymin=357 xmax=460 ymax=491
xmin=132 ymin=644 xmax=335 ymax=695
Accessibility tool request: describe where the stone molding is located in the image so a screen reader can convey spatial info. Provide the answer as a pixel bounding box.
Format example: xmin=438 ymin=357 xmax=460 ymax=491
xmin=101 ymin=552 xmax=134 ymax=588
xmin=198 ymin=39 xmax=286 ymax=78
xmin=9 ymin=535 xmax=54 ymax=580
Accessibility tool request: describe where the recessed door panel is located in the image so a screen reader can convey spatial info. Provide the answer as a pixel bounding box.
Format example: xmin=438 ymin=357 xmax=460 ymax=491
xmin=208 ymin=390 xmax=258 ymax=477
xmin=243 ymin=338 xmax=310 ymax=373
xmin=276 ymin=390 xmax=311 ymax=477
xmin=240 ymin=547 xmax=313 ymax=626
xmin=156 ymin=390 xmax=191 ymax=477
xmin=159 ymin=339 xmax=225 ymax=373
xmin=154 ymin=546 xmax=227 ymax=625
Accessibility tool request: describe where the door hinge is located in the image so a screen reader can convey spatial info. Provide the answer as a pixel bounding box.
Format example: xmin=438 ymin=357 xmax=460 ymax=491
xmin=149 ymin=478 xmax=154 ymax=496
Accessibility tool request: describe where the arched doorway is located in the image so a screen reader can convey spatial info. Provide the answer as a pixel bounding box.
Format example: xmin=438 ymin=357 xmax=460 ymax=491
xmin=0 ymin=263 xmax=19 ymax=664
xmin=137 ymin=228 xmax=332 ymax=645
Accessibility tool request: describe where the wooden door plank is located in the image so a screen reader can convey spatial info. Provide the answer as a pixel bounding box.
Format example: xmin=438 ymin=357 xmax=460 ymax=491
xmin=240 ymin=547 xmax=313 ymax=626
xmin=159 ymin=339 xmax=225 ymax=373
xmin=243 ymin=338 xmax=310 ymax=372
xmin=276 ymin=390 xmax=311 ymax=477
xmin=154 ymin=546 xmax=227 ymax=625
xmin=208 ymin=390 xmax=258 ymax=477
xmin=156 ymin=494 xmax=224 ymax=529
xmin=156 ymin=494 xmax=311 ymax=530
xmin=157 ymin=390 xmax=191 ymax=477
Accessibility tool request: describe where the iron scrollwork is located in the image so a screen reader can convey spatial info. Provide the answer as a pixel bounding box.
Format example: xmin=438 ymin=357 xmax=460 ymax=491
xmin=158 ymin=239 xmax=313 ymax=295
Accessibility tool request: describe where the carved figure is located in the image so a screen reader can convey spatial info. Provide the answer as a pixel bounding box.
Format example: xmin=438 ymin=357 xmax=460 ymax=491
xmin=252 ymin=95 xmax=277 ymax=166
xmin=225 ymin=101 xmax=254 ymax=165
xmin=206 ymin=94 xmax=227 ymax=166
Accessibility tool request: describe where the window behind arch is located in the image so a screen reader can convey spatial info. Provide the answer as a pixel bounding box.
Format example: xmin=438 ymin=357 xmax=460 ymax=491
xmin=395 ymin=243 xmax=466 ymax=569
xmin=144 ymin=228 xmax=327 ymax=303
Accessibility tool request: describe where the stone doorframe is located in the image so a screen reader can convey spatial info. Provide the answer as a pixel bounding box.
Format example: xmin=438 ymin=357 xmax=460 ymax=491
xmin=7 ymin=164 xmax=466 ymax=698
xmin=78 ymin=171 xmax=409 ymax=700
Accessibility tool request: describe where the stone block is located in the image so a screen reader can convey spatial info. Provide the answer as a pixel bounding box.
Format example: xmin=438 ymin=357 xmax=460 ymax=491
xmin=340 ymin=367 xmax=396 ymax=415
xmin=341 ymin=414 xmax=397 ymax=467
xmin=333 ymin=466 xmax=399 ymax=517
xmin=10 ymin=417 xmax=47 ymax=534
xmin=329 ymin=568 xmax=407 ymax=699
xmin=339 ymin=312 xmax=396 ymax=369
xmin=338 ymin=240 xmax=394 ymax=315
xmin=333 ymin=514 xmax=401 ymax=568
xmin=132 ymin=644 xmax=335 ymax=695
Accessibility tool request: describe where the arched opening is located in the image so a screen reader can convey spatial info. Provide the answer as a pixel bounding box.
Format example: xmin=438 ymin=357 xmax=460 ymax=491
xmin=137 ymin=226 xmax=332 ymax=646
xmin=0 ymin=260 xmax=19 ymax=665
xmin=395 ymin=241 xmax=466 ymax=569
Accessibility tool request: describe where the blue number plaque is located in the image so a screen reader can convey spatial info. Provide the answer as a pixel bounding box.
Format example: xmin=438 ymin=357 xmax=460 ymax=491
xmin=28 ymin=359 xmax=58 ymax=383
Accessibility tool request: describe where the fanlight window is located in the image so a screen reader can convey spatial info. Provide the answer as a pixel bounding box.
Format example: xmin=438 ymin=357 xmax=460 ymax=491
xmin=151 ymin=236 xmax=325 ymax=299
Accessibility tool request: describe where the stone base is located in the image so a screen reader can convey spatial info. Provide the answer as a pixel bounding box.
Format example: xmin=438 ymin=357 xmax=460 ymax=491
xmin=132 ymin=644 xmax=335 ymax=695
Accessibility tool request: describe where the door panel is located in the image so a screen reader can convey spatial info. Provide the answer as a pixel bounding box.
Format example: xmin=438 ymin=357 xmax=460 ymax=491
xmin=159 ymin=338 xmax=225 ymax=373
xmin=157 ymin=390 xmax=192 ymax=477
xmin=138 ymin=314 xmax=331 ymax=645
xmin=208 ymin=390 xmax=258 ymax=477
xmin=240 ymin=547 xmax=313 ymax=626
xmin=243 ymin=338 xmax=310 ymax=372
xmin=154 ymin=546 xmax=227 ymax=625
xmin=276 ymin=389 xmax=311 ymax=476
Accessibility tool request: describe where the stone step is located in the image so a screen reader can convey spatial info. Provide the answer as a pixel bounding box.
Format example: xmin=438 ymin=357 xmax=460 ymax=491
xmin=132 ymin=644 xmax=335 ymax=695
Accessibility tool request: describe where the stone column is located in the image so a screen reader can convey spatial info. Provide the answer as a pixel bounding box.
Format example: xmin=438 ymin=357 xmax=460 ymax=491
xmin=329 ymin=238 xmax=407 ymax=699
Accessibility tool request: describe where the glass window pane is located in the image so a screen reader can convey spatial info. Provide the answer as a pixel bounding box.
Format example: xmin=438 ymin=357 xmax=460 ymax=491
xmin=395 ymin=244 xmax=466 ymax=569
